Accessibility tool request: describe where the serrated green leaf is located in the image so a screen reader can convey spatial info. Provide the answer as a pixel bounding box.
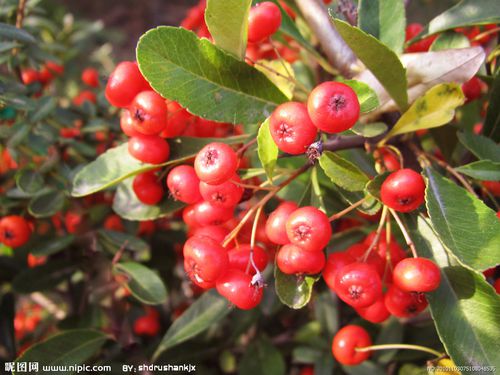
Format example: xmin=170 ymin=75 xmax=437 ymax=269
xmin=274 ymin=267 xmax=317 ymax=309
xmin=31 ymin=235 xmax=75 ymax=256
xmin=319 ymin=151 xmax=369 ymax=192
xmin=457 ymin=131 xmax=500 ymax=162
xmin=424 ymin=167 xmax=500 ymax=271
xmin=113 ymin=262 xmax=167 ymax=305
xmin=28 ymin=190 xmax=65 ymax=218
xmin=365 ymin=172 xmax=390 ymax=201
xmin=257 ymin=118 xmax=278 ymax=182
xmin=455 ymin=160 xmax=500 ymax=181
xmin=342 ymin=80 xmax=379 ymax=113
xmin=205 ymin=0 xmax=252 ymax=59
xmin=15 ymin=169 xmax=44 ymax=195
xmin=255 ymin=59 xmax=295 ymax=99
xmin=0 ymin=22 xmax=36 ymax=44
xmin=333 ymin=18 xmax=408 ymax=111
xmin=430 ymin=31 xmax=470 ymax=51
xmin=239 ymin=336 xmax=285 ymax=375
xmin=136 ymin=26 xmax=287 ymax=125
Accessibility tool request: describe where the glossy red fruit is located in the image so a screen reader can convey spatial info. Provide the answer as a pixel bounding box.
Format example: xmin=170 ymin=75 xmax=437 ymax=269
xmin=216 ymin=269 xmax=263 ymax=309
xmin=228 ymin=244 xmax=268 ymax=274
xmin=183 ymin=235 xmax=229 ymax=289
xmin=462 ymin=77 xmax=482 ymax=102
xmin=105 ymin=61 xmax=150 ymax=108
xmin=384 ymin=285 xmax=428 ymax=318
xmin=81 ymin=68 xmax=99 ymax=87
xmin=0 ymin=216 xmax=31 ymax=248
xmin=193 ymin=201 xmax=234 ymax=226
xmin=132 ymin=171 xmax=164 ymax=205
xmin=128 ymin=135 xmax=170 ymax=164
xmin=332 ymin=325 xmax=372 ymax=366
xmin=21 ymin=68 xmax=40 ymax=85
xmin=483 ymin=180 xmax=500 ymax=197
xmin=405 ymin=23 xmax=437 ymax=52
xmin=286 ymin=206 xmax=332 ymax=252
xmin=182 ymin=204 xmax=200 ymax=228
xmin=277 ymin=244 xmax=325 ymax=275
xmin=248 ymin=2 xmax=282 ymax=43
xmin=374 ymin=147 xmax=401 ymax=171
xmin=265 ymin=201 xmax=298 ymax=245
xmin=335 ymin=262 xmax=382 ymax=308
xmin=346 ymin=243 xmax=385 ymax=278
xmin=199 ymin=174 xmax=244 ymax=208
xmin=167 ymin=165 xmax=202 ymax=204
xmin=307 ymin=82 xmax=360 ymax=133
xmin=191 ymin=225 xmax=229 ymax=242
xmin=104 ymin=214 xmax=124 ymax=232
xmin=393 ymin=257 xmax=441 ymax=292
xmin=129 ymin=91 xmax=168 ymax=135
xmin=73 ymin=90 xmax=97 ymax=106
xmin=356 ymin=298 xmax=390 ymax=323
xmin=120 ymin=110 xmax=142 ymax=137
xmin=323 ymin=251 xmax=355 ymax=291
xmin=133 ymin=315 xmax=160 ymax=336
xmin=194 ymin=142 xmax=238 ymax=185
xmin=27 ymin=254 xmax=47 ymax=268
xmin=161 ymin=101 xmax=191 ymax=138
xmin=269 ymin=102 xmax=317 ymax=155
xmin=380 ymin=169 xmax=425 ymax=212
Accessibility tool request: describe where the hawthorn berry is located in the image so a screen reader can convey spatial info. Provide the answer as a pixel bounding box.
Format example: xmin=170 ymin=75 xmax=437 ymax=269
xmin=128 ymin=135 xmax=170 ymax=164
xmin=129 ymin=91 xmax=168 ymax=135
xmin=104 ymin=214 xmax=125 ymax=232
xmin=405 ymin=23 xmax=437 ymax=53
xmin=199 ymin=174 xmax=244 ymax=208
xmin=322 ymin=251 xmax=355 ymax=291
xmin=183 ymin=235 xmax=229 ymax=289
xmin=462 ymin=77 xmax=483 ymax=102
xmin=120 ymin=110 xmax=142 ymax=137
xmin=285 ymin=206 xmax=332 ymax=252
xmin=227 ymin=244 xmax=269 ymax=274
xmin=216 ymin=269 xmax=263 ymax=309
xmin=247 ymin=2 xmax=282 ymax=44
xmin=265 ymin=201 xmax=298 ymax=245
xmin=73 ymin=90 xmax=96 ymax=106
xmin=194 ymin=142 xmax=238 ymax=185
xmin=21 ymin=68 xmax=40 ymax=85
xmin=132 ymin=171 xmax=164 ymax=205
xmin=160 ymin=101 xmax=191 ymax=138
xmin=356 ymin=298 xmax=390 ymax=324
xmin=307 ymin=82 xmax=360 ymax=133
xmin=374 ymin=147 xmax=401 ymax=171
xmin=334 ymin=262 xmax=382 ymax=308
xmin=345 ymin=243 xmax=386 ymax=278
xmin=193 ymin=201 xmax=234 ymax=226
xmin=380 ymin=169 xmax=426 ymax=212
xmin=483 ymin=180 xmax=500 ymax=197
xmin=27 ymin=254 xmax=47 ymax=268
xmin=105 ymin=61 xmax=150 ymax=108
xmin=0 ymin=216 xmax=32 ymax=248
xmin=81 ymin=67 xmax=99 ymax=87
xmin=191 ymin=225 xmax=229 ymax=243
xmin=332 ymin=325 xmax=372 ymax=366
xmin=182 ymin=204 xmax=200 ymax=228
xmin=276 ymin=243 xmax=325 ymax=275
xmin=393 ymin=257 xmax=441 ymax=293
xmin=269 ymin=102 xmax=317 ymax=155
xmin=167 ymin=165 xmax=202 ymax=204
xmin=133 ymin=314 xmax=160 ymax=336
xmin=384 ymin=285 xmax=428 ymax=318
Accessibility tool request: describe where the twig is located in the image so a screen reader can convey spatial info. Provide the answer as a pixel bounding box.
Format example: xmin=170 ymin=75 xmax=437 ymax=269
xmin=112 ymin=240 xmax=129 ymax=265
xmin=388 ymin=208 xmax=418 ymax=258
xmin=329 ymin=197 xmax=366 ymax=221
xmin=363 ymin=206 xmax=388 ymax=261
xmin=31 ymin=292 xmax=66 ymax=320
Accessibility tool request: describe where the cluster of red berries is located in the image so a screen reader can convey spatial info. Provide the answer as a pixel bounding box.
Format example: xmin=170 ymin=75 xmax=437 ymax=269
xmin=0 ymin=215 xmax=32 ymax=248
xmin=72 ymin=67 xmax=100 ymax=107
xmin=21 ymin=61 xmax=64 ymax=88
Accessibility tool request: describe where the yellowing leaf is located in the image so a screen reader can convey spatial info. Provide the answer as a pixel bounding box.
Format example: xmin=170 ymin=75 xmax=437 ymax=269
xmin=257 ymin=118 xmax=279 ymax=182
xmin=380 ymin=83 xmax=464 ymax=144
xmin=255 ymin=60 xmax=295 ymax=100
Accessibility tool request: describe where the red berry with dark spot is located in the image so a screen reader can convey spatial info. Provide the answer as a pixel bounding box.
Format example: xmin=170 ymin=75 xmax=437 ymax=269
xmin=132 ymin=171 xmax=164 ymax=205
xmin=248 ymin=2 xmax=282 ymax=44
xmin=167 ymin=165 xmax=202 ymax=204
xmin=128 ymin=135 xmax=170 ymax=164
xmin=384 ymin=285 xmax=428 ymax=318
xmin=380 ymin=169 xmax=425 ymax=212
xmin=227 ymin=244 xmax=269 ymax=274
xmin=199 ymin=174 xmax=244 ymax=208
xmin=81 ymin=68 xmax=99 ymax=87
xmin=334 ymin=262 xmax=382 ymax=308
xmin=105 ymin=61 xmax=150 ymax=108
xmin=323 ymin=251 xmax=355 ymax=291
xmin=285 ymin=206 xmax=332 ymax=252
xmin=307 ymin=82 xmax=360 ymax=134
xmin=194 ymin=142 xmax=238 ymax=185
xmin=0 ymin=216 xmax=31 ymax=248
xmin=393 ymin=257 xmax=441 ymax=292
xmin=332 ymin=325 xmax=372 ymax=365
xmin=277 ymin=243 xmax=325 ymax=275
xmin=129 ymin=91 xmax=168 ymax=135
xmin=269 ymin=102 xmax=317 ymax=155
xmin=265 ymin=201 xmax=298 ymax=245
xmin=216 ymin=269 xmax=263 ymax=309
xmin=120 ymin=110 xmax=142 ymax=137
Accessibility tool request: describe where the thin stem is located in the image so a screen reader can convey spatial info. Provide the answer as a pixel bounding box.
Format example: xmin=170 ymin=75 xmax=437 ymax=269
xmin=246 ymin=205 xmax=264 ymax=275
xmin=112 ymin=240 xmax=129 ymax=265
xmin=15 ymin=0 xmax=27 ymax=28
xmin=237 ymin=138 xmax=257 ymax=157
xmin=232 ymin=181 xmax=274 ymax=191
xmin=363 ymin=206 xmax=388 ymax=261
xmin=356 ymin=344 xmax=442 ymax=358
xmin=388 ymin=208 xmax=418 ymax=258
xmin=329 ymin=197 xmax=366 ymax=221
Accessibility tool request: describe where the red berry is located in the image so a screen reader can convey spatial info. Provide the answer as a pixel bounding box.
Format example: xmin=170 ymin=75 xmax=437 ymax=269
xmin=81 ymin=68 xmax=99 ymax=87
xmin=285 ymin=206 xmax=332 ymax=252
xmin=45 ymin=61 xmax=64 ymax=75
xmin=269 ymin=102 xmax=317 ymax=155
xmin=334 ymin=262 xmax=382 ymax=308
xmin=193 ymin=201 xmax=234 ymax=226
xmin=380 ymin=169 xmax=425 ymax=213
xmin=129 ymin=91 xmax=168 ymax=135
xmin=191 ymin=225 xmax=229 ymax=243
xmin=73 ymin=90 xmax=97 ymax=106
xmin=161 ymin=101 xmax=191 ymax=138
xmin=104 ymin=214 xmax=124 ymax=232
xmin=132 ymin=171 xmax=164 ymax=205
xmin=332 ymin=325 xmax=372 ymax=366
xmin=323 ymin=251 xmax=355 ymax=291
xmin=183 ymin=235 xmax=229 ymax=289
xmin=216 ymin=269 xmax=263 ymax=309
xmin=494 ymin=279 xmax=500 ymax=294
xmin=248 ymin=2 xmax=282 ymax=44
xmin=393 ymin=257 xmax=441 ymax=293
xmin=194 ymin=142 xmax=238 ymax=185
xmin=307 ymin=82 xmax=360 ymax=134
xmin=0 ymin=216 xmax=31 ymax=248
xmin=182 ymin=204 xmax=200 ymax=228
xmin=128 ymin=135 xmax=170 ymax=164
xmin=120 ymin=110 xmax=142 ymax=137
xmin=483 ymin=180 xmax=500 ymax=197
xmin=345 ymin=243 xmax=385 ymax=278
xmin=133 ymin=315 xmax=160 ymax=336
xmin=374 ymin=147 xmax=401 ymax=171
xmin=27 ymin=254 xmax=47 ymax=268
xmin=227 ymin=244 xmax=269 ymax=274
xmin=405 ymin=23 xmax=437 ymax=52
xmin=265 ymin=201 xmax=298 ymax=245
xmin=105 ymin=61 xmax=150 ymax=108
xmin=199 ymin=174 xmax=243 ymax=208
xmin=384 ymin=285 xmax=428 ymax=318
xmin=167 ymin=165 xmax=202 ymax=204
xmin=356 ymin=299 xmax=390 ymax=324
xmin=277 ymin=243 xmax=325 ymax=275
xmin=21 ymin=68 xmax=40 ymax=85
xmin=462 ymin=77 xmax=483 ymax=102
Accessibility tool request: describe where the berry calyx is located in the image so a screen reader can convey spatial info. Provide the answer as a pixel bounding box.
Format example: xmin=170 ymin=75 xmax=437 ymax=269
xmin=128 ymin=135 xmax=170 ymax=164
xmin=334 ymin=262 xmax=382 ymax=308
xmin=216 ymin=269 xmax=263 ymax=309
xmin=129 ymin=91 xmax=168 ymax=135
xmin=285 ymin=206 xmax=332 ymax=252
xmin=276 ymin=243 xmax=325 ymax=275
xmin=393 ymin=257 xmax=441 ymax=293
xmin=0 ymin=216 xmax=32 ymax=248
xmin=384 ymin=285 xmax=428 ymax=318
xmin=120 ymin=110 xmax=142 ymax=137
xmin=380 ymin=169 xmax=426 ymax=212
xmin=332 ymin=325 xmax=372 ymax=365
xmin=199 ymin=174 xmax=244 ymax=208
xmin=167 ymin=165 xmax=202 ymax=204
xmin=132 ymin=171 xmax=164 ymax=205
xmin=247 ymin=2 xmax=282 ymax=44
xmin=194 ymin=142 xmax=238 ymax=185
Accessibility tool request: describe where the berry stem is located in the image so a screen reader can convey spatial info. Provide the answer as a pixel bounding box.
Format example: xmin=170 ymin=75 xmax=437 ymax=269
xmin=247 ymin=205 xmax=264 ymax=275
xmin=328 ymin=197 xmax=367 ymax=221
xmin=362 ymin=205 xmax=388 ymax=261
xmin=237 ymin=138 xmax=257 ymax=157
xmin=388 ymin=208 xmax=418 ymax=258
xmin=355 ymin=344 xmax=443 ymax=357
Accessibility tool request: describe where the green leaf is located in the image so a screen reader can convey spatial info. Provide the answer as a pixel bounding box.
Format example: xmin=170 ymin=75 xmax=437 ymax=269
xmin=424 ymin=167 xmax=500 ymax=271
xmin=255 ymin=59 xmax=295 ymax=99
xmin=319 ymin=151 xmax=369 ymax=192
xmin=153 ymin=290 xmax=231 ymax=360
xmin=314 ymin=292 xmax=339 ymax=336
xmin=332 ymin=18 xmax=408 ymax=111
xmin=365 ymin=172 xmax=390 ymax=201
xmin=373 ymin=318 xmax=403 ymax=364
xmin=455 ymin=160 xmax=500 ymax=181
xmin=72 ymin=136 xmax=247 ymax=197
xmin=113 ymin=178 xmax=185 ymax=221
xmin=113 ymin=262 xmax=167 ymax=305
xmin=310 ymin=166 xmax=326 ymax=212
xmin=483 ymin=72 xmax=500 ymax=142
xmin=457 ymin=131 xmax=500 ymax=162
xmin=351 ymin=122 xmax=387 ymax=138
xmin=407 ymin=216 xmax=500 ymax=370
xmin=0 ymin=22 xmax=36 ymax=44
xmin=136 ymin=26 xmax=287 ymax=125
xmin=12 ymin=260 xmax=77 ymax=293
xmin=257 ymin=118 xmax=278 ymax=182
xmin=15 ymin=169 xmax=44 ymax=195
xmin=381 ymin=83 xmax=465 ymax=144
xmin=357 ymin=0 xmax=406 ymax=54
xmin=29 ymin=97 xmax=57 ymax=123
xmin=343 ymin=362 xmax=386 ymax=375
xmin=239 ymin=336 xmax=285 ymax=375
xmin=97 ymin=230 xmax=150 ymax=253
xmin=430 ymin=31 xmax=470 ymax=51
xmin=14 ymin=330 xmax=108 ymax=375
xmin=342 ymin=80 xmax=379 ymax=113
xmin=205 ymin=0 xmax=252 ymax=59
xmin=28 ymin=190 xmax=65 ymax=218
xmin=274 ymin=267 xmax=317 ymax=309
xmin=31 ymin=235 xmax=75 ymax=256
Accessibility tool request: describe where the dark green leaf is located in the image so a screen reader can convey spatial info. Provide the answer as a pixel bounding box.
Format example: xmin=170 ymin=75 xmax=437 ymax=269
xmin=239 ymin=336 xmax=285 ymax=375
xmin=319 ymin=151 xmax=369 ymax=192
xmin=15 ymin=169 xmax=44 ymax=195
xmin=430 ymin=31 xmax=470 ymax=51
xmin=97 ymin=230 xmax=150 ymax=253
xmin=136 ymin=27 xmax=287 ymax=125
xmin=275 ymin=267 xmax=317 ymax=309
xmin=31 ymin=235 xmax=75 ymax=256
xmin=351 ymin=122 xmax=387 ymax=138
xmin=373 ymin=318 xmax=403 ymax=364
xmin=483 ymin=72 xmax=500 ymax=141
xmin=343 ymin=362 xmax=386 ymax=375
xmin=455 ymin=160 xmax=500 ymax=181
xmin=292 ymin=346 xmax=323 ymax=364
xmin=0 ymin=293 xmax=15 ymax=359
xmin=314 ymin=292 xmax=338 ymax=336
xmin=342 ymin=80 xmax=380 ymax=113
xmin=313 ymin=355 xmax=335 ymax=375
xmin=28 ymin=190 xmax=65 ymax=218
xmin=0 ymin=22 xmax=36 ymax=43
xmin=457 ymin=131 xmax=500 ymax=162
xmin=257 ymin=118 xmax=278 ymax=181
xmin=29 ymin=97 xmax=57 ymax=123
xmin=12 ymin=260 xmax=77 ymax=293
